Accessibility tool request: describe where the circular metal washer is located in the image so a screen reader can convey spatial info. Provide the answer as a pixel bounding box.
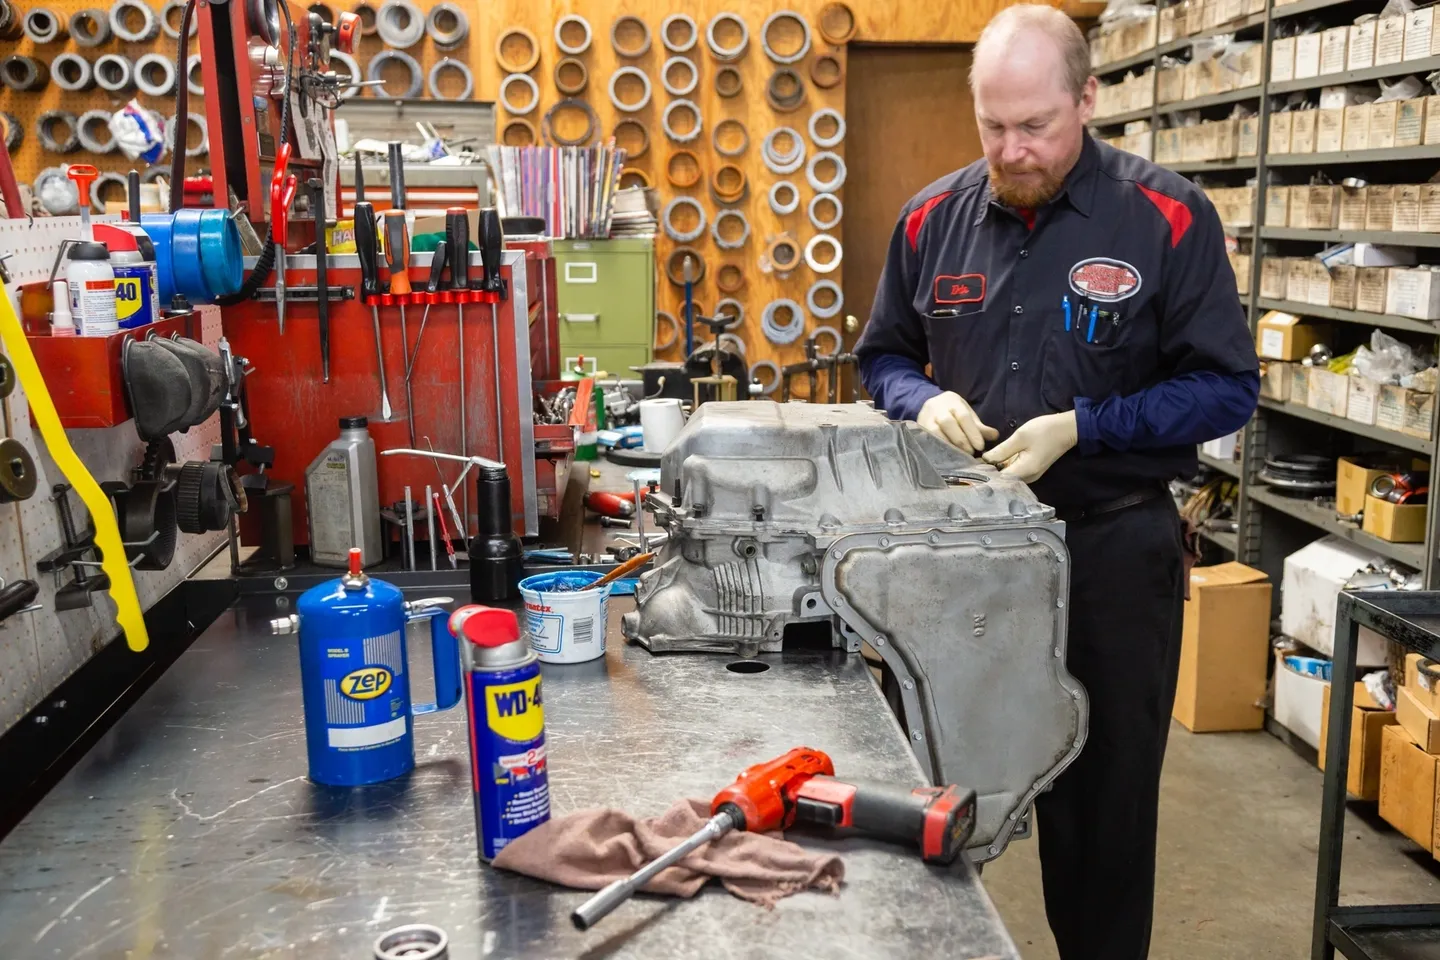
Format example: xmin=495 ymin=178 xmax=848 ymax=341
xmin=494 ymin=26 xmax=540 ymax=73
xmin=610 ymin=14 xmax=651 ymax=58
xmin=661 ymin=13 xmax=698 ymax=53
xmin=375 ymin=0 xmax=424 ymax=48
xmin=761 ymin=298 xmax=806 ymax=345
xmin=37 ymin=111 xmax=80 ymax=153
xmin=762 ymin=127 xmax=805 ymax=174
xmin=661 ymin=56 xmax=698 ymax=96
xmin=134 ymin=53 xmax=177 ymax=96
xmin=368 ymin=49 xmax=423 ymax=99
xmin=0 ymin=437 xmax=37 ymax=502
xmin=110 ymin=0 xmax=160 ymax=42
xmin=804 ymin=233 xmax=843 ymax=274
xmin=716 ymin=297 xmax=745 ymax=327
xmin=427 ymin=57 xmax=473 ymax=100
xmin=768 ymin=180 xmax=800 ymax=215
xmin=499 ymin=72 xmax=540 ymax=115
xmin=554 ymin=56 xmax=588 ymax=95
xmin=806 ymin=150 xmax=847 ymax=192
xmin=654 ymin=310 xmax=679 ymax=351
xmin=70 ymin=8 xmax=113 ymax=46
xmin=23 ymin=8 xmax=64 ymax=43
xmin=77 ymin=110 xmax=116 ymax=154
xmin=662 ymin=99 xmax=702 ymax=143
xmin=808 ymin=192 xmax=843 ymax=230
xmin=662 ymin=196 xmax=707 ymax=243
xmin=554 ymin=13 xmax=591 ymax=54
xmin=807 ymin=280 xmax=844 ymax=320
xmin=808 ymin=107 xmax=846 ymax=148
xmin=608 ymin=66 xmax=652 ymax=113
xmin=749 ymin=359 xmax=781 ymax=395
xmin=761 ymin=10 xmax=812 ymax=64
xmin=706 ymin=12 xmax=750 ymax=61
xmin=52 ymin=54 xmax=94 ymax=92
xmin=712 ymin=208 xmax=750 ymax=249
xmin=373 ymin=923 xmax=448 ymax=960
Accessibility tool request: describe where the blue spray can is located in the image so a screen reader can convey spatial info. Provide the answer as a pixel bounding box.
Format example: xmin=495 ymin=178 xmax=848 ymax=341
xmin=272 ymin=548 xmax=462 ymax=786
xmin=450 ymin=605 xmax=551 ymax=860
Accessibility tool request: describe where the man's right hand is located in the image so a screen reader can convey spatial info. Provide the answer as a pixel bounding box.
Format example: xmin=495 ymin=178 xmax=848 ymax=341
xmin=917 ymin=391 xmax=999 ymax=455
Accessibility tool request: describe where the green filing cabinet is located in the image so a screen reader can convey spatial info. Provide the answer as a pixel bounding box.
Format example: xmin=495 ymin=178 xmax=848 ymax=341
xmin=553 ymin=238 xmax=655 ymax=377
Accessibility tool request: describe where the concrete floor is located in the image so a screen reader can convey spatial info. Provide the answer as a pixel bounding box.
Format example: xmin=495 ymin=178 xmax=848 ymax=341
xmin=983 ymin=723 xmax=1440 ymax=959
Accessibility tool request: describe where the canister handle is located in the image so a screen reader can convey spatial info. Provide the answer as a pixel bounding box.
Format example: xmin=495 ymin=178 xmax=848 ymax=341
xmin=408 ymin=602 xmax=462 ymax=714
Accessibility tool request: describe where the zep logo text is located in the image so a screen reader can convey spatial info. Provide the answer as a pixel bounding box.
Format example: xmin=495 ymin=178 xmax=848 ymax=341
xmin=484 ymin=676 xmax=545 ymax=742
xmin=339 ymin=666 xmax=393 ymax=700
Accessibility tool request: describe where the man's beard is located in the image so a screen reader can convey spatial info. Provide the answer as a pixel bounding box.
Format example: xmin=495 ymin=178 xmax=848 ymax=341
xmin=988 ymin=163 xmax=1066 ymax=209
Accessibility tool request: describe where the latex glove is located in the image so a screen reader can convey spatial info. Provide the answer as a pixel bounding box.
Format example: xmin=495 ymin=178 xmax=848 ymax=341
xmin=982 ymin=411 xmax=1078 ymax=483
xmin=917 ymin=391 xmax=999 ymax=455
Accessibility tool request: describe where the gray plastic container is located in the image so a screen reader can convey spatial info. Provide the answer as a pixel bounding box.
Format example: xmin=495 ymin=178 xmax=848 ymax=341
xmin=305 ymin=416 xmax=382 ymax=567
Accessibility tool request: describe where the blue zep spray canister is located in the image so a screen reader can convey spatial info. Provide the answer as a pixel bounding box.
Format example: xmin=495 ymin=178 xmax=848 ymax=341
xmin=271 ymin=548 xmax=462 ymax=786
xmin=450 ymin=605 xmax=551 ymax=860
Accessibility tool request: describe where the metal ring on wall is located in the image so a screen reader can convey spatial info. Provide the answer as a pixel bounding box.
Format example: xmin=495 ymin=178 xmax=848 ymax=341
xmin=37 ymin=111 xmax=80 ymax=153
xmin=718 ymin=332 xmax=746 ymax=355
xmin=330 ymin=50 xmax=361 ymax=99
xmin=614 ymin=117 xmax=649 ymax=158
xmin=666 ymin=149 xmax=701 ymax=188
xmin=712 ymin=162 xmax=747 ymax=198
xmin=809 ymin=108 xmax=846 ymax=148
xmin=618 ymin=167 xmax=650 ymax=188
xmin=93 ymin=171 xmax=128 ymax=212
xmin=1 ymin=56 xmax=47 ymax=92
xmin=749 ymin=360 xmax=781 ymax=395
xmin=665 ymin=246 xmax=705 ymax=285
xmin=811 ymin=54 xmax=844 ymax=89
xmin=1 ymin=113 xmax=22 ymax=152
xmin=765 ymin=67 xmax=806 ymax=112
xmin=135 ymin=53 xmax=176 ymax=96
xmin=662 ymin=197 xmax=707 ymax=243
xmin=494 ymin=26 xmax=540 ymax=73
xmin=608 ymin=66 xmax=652 ymax=112
xmin=766 ymin=235 xmax=800 ymax=272
xmin=93 ymin=54 xmax=132 ymax=92
xmin=376 ymin=0 xmax=424 ymax=47
xmin=52 ymin=54 xmax=94 ymax=92
xmin=716 ymin=262 xmax=745 ymax=293
xmin=166 ymin=113 xmax=209 ymax=157
xmin=761 ymin=10 xmax=812 ymax=64
xmin=23 ymin=8 xmax=65 ymax=43
xmin=807 ymin=151 xmax=847 ymax=192
xmin=427 ymin=57 xmax=473 ymax=100
xmin=554 ymin=14 xmax=591 ymax=54
xmin=712 ymin=209 xmax=750 ymax=249
xmin=804 ymin=234 xmax=842 ymax=274
xmin=543 ymin=98 xmax=598 ymax=146
xmin=661 ymin=13 xmax=698 ymax=53
xmin=369 ymin=50 xmax=423 ymax=99
xmin=818 ymin=1 xmax=857 ymax=44
xmin=761 ymin=298 xmax=806 ymax=344
xmin=768 ymin=180 xmax=799 ymax=215
xmin=159 ymin=0 xmax=194 ymax=38
xmin=34 ymin=168 xmax=78 ymax=214
xmin=654 ymin=310 xmax=679 ymax=351
xmin=807 ymin=280 xmax=844 ymax=319
xmin=77 ymin=109 xmax=116 ymax=153
xmin=554 ymin=56 xmax=588 ymax=95
xmin=425 ymin=2 xmax=467 ymax=49
xmin=706 ymin=13 xmax=749 ymax=61
xmin=501 ymin=117 xmax=537 ymax=146
xmin=499 ymin=72 xmax=540 ymax=114
xmin=70 ymin=8 xmax=112 ymax=45
xmin=662 ymin=99 xmax=702 ymax=143
xmin=808 ymin=192 xmax=842 ymax=230
xmin=610 ymin=15 xmax=651 ymax=58
xmin=185 ymin=54 xmax=203 ymax=95
xmin=110 ymin=0 xmax=159 ymax=42
xmin=762 ymin=127 xmax=805 ymax=175
xmin=716 ymin=298 xmax=745 ymax=328
xmin=661 ymin=56 xmax=698 ymax=97
xmin=715 ymin=64 xmax=742 ymax=98
xmin=809 ymin=324 xmax=843 ymax=353
xmin=353 ymin=0 xmax=378 ymax=34
xmin=712 ymin=118 xmax=748 ymax=157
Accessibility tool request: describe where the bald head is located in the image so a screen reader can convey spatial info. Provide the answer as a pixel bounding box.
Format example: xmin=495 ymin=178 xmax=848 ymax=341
xmin=972 ymin=3 xmax=1093 ymax=103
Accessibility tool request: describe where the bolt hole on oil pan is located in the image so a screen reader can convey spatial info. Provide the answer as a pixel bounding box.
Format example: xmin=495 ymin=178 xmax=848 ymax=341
xmin=726 ymin=660 xmax=769 ymax=674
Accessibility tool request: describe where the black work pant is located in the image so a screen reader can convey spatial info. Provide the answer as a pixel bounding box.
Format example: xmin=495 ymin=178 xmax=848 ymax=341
xmin=1036 ymin=495 xmax=1185 ymax=960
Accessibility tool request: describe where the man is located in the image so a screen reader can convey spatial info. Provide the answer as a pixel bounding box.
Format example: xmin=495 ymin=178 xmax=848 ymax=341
xmin=856 ymin=5 xmax=1258 ymax=958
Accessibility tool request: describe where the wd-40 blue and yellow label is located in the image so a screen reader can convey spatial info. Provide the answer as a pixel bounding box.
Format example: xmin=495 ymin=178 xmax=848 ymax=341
xmin=113 ymin=266 xmax=156 ymax=330
xmin=466 ymin=661 xmax=549 ymax=859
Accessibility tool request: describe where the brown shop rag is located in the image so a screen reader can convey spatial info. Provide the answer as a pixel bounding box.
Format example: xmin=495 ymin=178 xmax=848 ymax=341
xmin=492 ymin=797 xmax=845 ymax=908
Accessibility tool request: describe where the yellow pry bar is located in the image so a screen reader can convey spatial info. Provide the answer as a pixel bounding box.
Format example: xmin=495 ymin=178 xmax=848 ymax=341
xmin=0 ymin=290 xmax=149 ymax=652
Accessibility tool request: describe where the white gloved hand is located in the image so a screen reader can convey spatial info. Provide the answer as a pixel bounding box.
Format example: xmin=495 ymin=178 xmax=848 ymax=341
xmin=917 ymin=391 xmax=999 ymax=455
xmin=981 ymin=411 xmax=1078 ymax=483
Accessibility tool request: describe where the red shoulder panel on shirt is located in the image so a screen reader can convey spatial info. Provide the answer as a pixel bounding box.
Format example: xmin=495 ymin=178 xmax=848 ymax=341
xmin=905 ymin=191 xmax=955 ymax=252
xmin=1136 ymin=183 xmax=1193 ymax=248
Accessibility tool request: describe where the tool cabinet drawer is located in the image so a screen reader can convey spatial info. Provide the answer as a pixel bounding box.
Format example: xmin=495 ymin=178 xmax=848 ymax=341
xmin=559 ymin=344 xmax=652 ymax=378
xmin=553 ymin=241 xmax=654 ymax=347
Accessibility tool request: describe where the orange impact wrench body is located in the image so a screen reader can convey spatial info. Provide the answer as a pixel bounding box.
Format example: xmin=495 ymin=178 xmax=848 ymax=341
xmin=570 ymin=747 xmax=977 ymax=930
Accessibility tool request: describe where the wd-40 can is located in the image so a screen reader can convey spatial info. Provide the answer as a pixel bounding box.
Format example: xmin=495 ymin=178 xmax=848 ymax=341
xmin=450 ymin=605 xmax=550 ymax=860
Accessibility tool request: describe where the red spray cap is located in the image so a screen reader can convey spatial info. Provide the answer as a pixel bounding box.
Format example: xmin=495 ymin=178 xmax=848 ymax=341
xmin=93 ymin=223 xmax=139 ymax=252
xmin=448 ymin=605 xmax=521 ymax=647
xmin=348 ymin=547 xmax=362 ymax=576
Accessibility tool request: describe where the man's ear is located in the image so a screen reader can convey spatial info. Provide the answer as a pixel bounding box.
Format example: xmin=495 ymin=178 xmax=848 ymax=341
xmin=1077 ymin=75 xmax=1097 ymax=124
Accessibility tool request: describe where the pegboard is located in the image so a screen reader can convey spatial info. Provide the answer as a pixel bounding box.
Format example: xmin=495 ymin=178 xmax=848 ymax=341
xmin=0 ymin=219 xmax=224 ymax=732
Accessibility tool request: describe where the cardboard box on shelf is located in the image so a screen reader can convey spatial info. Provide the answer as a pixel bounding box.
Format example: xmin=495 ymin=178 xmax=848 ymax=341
xmin=1340 ymin=186 xmax=1369 ymax=230
xmin=1308 ymin=260 xmax=1333 ymax=304
xmin=1287 ymin=260 xmax=1313 ymax=302
xmin=1378 ymin=725 xmax=1437 ymax=849
xmin=1317 ymin=107 xmax=1346 ymax=153
xmin=1213 ymin=118 xmax=1239 ymax=159
xmin=1155 ymin=128 xmax=1183 ymax=164
xmin=1350 ymin=20 xmax=1378 ymax=70
xmin=1309 ymin=185 xmax=1341 ymax=229
xmin=1281 ymin=537 xmax=1392 ymax=664
xmin=1258 ymin=311 xmax=1331 ymax=361
xmin=1238 ymin=116 xmax=1260 ymax=156
xmin=1232 ymin=252 xmax=1252 ymax=294
xmin=1271 ymin=111 xmax=1295 ymax=154
xmin=1309 ymin=367 xmax=1351 ymax=416
xmin=1363 ymin=493 xmax=1428 ymax=542
xmin=1366 ymin=185 xmax=1397 ymax=230
xmin=1291 ymin=110 xmax=1319 ymax=153
xmin=1407 ymin=6 xmax=1437 ymax=60
xmin=1343 ymin=104 xmax=1371 ymax=152
xmin=1181 ymin=125 xmax=1206 ymax=163
xmin=1378 ymin=384 xmax=1410 ymax=431
xmin=1386 ymin=266 xmax=1440 ymax=320
xmin=1378 ymin=14 xmax=1408 ymax=65
xmin=1266 ymin=187 xmax=1291 ymax=227
xmin=1337 ymin=455 xmax=1401 ymax=516
xmin=1261 ymin=361 xmax=1293 ymax=401
xmin=1320 ymin=681 xmax=1400 ymax=801
xmin=1174 ymin=563 xmax=1272 ymax=733
xmin=1348 ymin=374 xmax=1381 ymax=425
xmin=1321 ymin=25 xmax=1350 ymax=74
xmin=1421 ymin=184 xmax=1440 ymax=233
xmin=1404 ymin=391 xmax=1436 ymax=438
xmin=1369 ymin=100 xmax=1400 ymax=149
xmin=1272 ymin=36 xmax=1297 ymax=82
xmin=1427 ymin=96 xmax=1440 ymax=144
xmin=1357 ymin=266 xmax=1391 ymax=312
xmin=1200 ymin=432 xmax=1238 ymax=461
xmin=1291 ymin=185 xmax=1313 ymax=227
xmin=1239 ymin=42 xmax=1264 ymax=87
xmin=1158 ymin=66 xmax=1186 ymax=104
xmin=1330 ymin=263 xmax=1358 ymax=309
xmin=1274 ymin=652 xmax=1330 ymax=749
xmin=1261 ymin=256 xmax=1287 ymax=297
xmin=1398 ymin=685 xmax=1440 ymax=751
xmin=1158 ymin=5 xmax=1176 ymax=44
xmin=1405 ymin=653 xmax=1440 ymax=712
xmin=1397 ymin=98 xmax=1427 ymax=147
xmin=1290 ymin=363 xmax=1311 ymax=405
xmin=1296 ymin=32 xmax=1324 ymax=79
xmin=1355 ymin=243 xmax=1419 ymax=266
xmin=1395 ymin=184 xmax=1424 ymax=232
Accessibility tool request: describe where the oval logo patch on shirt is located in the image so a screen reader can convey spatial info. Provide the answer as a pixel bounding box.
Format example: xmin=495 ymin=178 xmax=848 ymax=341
xmin=1068 ymin=258 xmax=1142 ymax=302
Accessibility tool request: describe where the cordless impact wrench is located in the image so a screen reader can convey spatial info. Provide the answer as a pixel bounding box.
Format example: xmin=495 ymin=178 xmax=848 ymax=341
xmin=570 ymin=747 xmax=976 ymax=929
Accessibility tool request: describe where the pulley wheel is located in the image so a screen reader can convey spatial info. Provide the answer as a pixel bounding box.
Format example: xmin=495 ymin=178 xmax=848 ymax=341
xmin=0 ymin=438 xmax=36 ymax=501
xmin=108 ymin=479 xmax=178 ymax=570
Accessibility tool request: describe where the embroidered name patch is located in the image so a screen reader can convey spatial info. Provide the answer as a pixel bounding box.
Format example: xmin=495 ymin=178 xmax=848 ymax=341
xmin=934 ymin=274 xmax=985 ymax=305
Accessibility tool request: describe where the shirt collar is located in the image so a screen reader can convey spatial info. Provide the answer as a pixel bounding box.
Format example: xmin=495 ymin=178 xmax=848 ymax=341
xmin=974 ymin=133 xmax=1099 ymax=226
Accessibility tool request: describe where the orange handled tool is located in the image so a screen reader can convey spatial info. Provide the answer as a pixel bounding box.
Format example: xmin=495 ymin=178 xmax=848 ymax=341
xmin=66 ymin=164 xmax=99 ymax=240
xmin=383 ymin=210 xmax=411 ymax=295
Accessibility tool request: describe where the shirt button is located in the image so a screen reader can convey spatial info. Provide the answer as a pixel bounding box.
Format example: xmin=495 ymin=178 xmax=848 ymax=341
xmin=1008 ymin=419 xmax=1018 ymax=428
xmin=1020 ymin=249 xmax=1029 ymax=258
xmin=1010 ymin=362 xmax=1020 ymax=371
xmin=1012 ymin=305 xmax=1023 ymax=315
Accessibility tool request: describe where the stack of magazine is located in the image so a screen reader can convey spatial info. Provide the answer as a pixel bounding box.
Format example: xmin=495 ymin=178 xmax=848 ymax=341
xmin=486 ymin=142 xmax=626 ymax=239
xmin=608 ymin=187 xmax=657 ymax=238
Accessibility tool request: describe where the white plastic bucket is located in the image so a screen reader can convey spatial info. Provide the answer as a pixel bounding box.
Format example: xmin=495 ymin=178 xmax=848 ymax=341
xmin=518 ymin=570 xmax=610 ymax=664
xmin=639 ymin=398 xmax=685 ymax=452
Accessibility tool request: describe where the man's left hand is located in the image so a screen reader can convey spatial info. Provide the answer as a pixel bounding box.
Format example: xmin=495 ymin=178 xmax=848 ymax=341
xmin=981 ymin=411 xmax=1078 ymax=483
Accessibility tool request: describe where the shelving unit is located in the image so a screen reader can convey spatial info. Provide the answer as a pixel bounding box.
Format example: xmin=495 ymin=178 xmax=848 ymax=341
xmin=1091 ymin=0 xmax=1440 ymax=595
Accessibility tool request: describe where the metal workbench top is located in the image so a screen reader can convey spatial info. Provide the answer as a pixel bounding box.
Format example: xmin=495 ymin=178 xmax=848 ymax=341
xmin=0 ymin=594 xmax=1019 ymax=959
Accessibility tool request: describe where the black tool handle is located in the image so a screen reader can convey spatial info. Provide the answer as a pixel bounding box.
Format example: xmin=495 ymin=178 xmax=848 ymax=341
xmin=308 ymin=177 xmax=330 ymax=379
xmin=354 ymin=200 xmax=381 ymax=298
xmin=387 ymin=141 xmax=406 ymax=210
xmin=791 ymin=777 xmax=975 ymax=865
xmin=479 ymin=206 xmax=504 ymax=295
xmin=354 ymin=152 xmax=365 ymax=205
xmin=426 ymin=239 xmax=448 ymax=293
xmin=127 ymin=170 xmax=140 ymax=222
xmin=445 ymin=207 xmax=469 ymax=290
xmin=0 ymin=579 xmax=38 ymax=622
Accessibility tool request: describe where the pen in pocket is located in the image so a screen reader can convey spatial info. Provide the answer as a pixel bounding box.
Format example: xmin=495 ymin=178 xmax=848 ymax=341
xmin=1063 ymin=295 xmax=1072 ymax=332
xmin=1086 ymin=304 xmax=1098 ymax=343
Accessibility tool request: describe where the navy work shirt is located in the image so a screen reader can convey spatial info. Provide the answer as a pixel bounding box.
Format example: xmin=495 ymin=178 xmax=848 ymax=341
xmin=856 ymin=135 xmax=1259 ymax=508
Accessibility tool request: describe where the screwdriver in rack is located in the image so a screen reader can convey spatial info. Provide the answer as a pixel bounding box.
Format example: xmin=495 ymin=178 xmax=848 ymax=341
xmin=446 ymin=207 xmax=471 ymax=489
xmin=353 ymin=193 xmax=393 ymax=422
xmin=407 ymin=239 xmax=447 ymax=383
xmin=384 ymin=209 xmax=416 ymax=446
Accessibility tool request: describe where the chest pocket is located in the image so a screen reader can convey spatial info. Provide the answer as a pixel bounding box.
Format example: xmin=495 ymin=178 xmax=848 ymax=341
xmin=1040 ymin=306 xmax=1136 ymax=412
xmin=930 ymin=273 xmax=987 ymax=317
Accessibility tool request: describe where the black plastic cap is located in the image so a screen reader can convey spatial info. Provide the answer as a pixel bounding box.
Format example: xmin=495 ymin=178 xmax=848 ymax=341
xmin=68 ymin=241 xmax=110 ymax=261
xmin=339 ymin=416 xmax=367 ymax=429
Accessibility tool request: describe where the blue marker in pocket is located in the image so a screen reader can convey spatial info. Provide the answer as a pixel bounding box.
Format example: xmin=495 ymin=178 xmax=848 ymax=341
xmin=1063 ymin=295 xmax=1072 ymax=332
xmin=1086 ymin=304 xmax=1099 ymax=343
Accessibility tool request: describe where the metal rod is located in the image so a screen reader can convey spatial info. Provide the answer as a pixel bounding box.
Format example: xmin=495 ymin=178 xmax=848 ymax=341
xmin=633 ymin=477 xmax=647 ymax=552
xmin=458 ymin=303 xmax=468 ymax=538
xmin=371 ymin=305 xmax=394 ymax=421
xmin=492 ymin=302 xmax=504 ymax=463
xmin=400 ymin=305 xmax=415 ymax=445
xmin=403 ymin=485 xmax=414 ymax=571
xmin=426 ymin=484 xmax=436 ymax=571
